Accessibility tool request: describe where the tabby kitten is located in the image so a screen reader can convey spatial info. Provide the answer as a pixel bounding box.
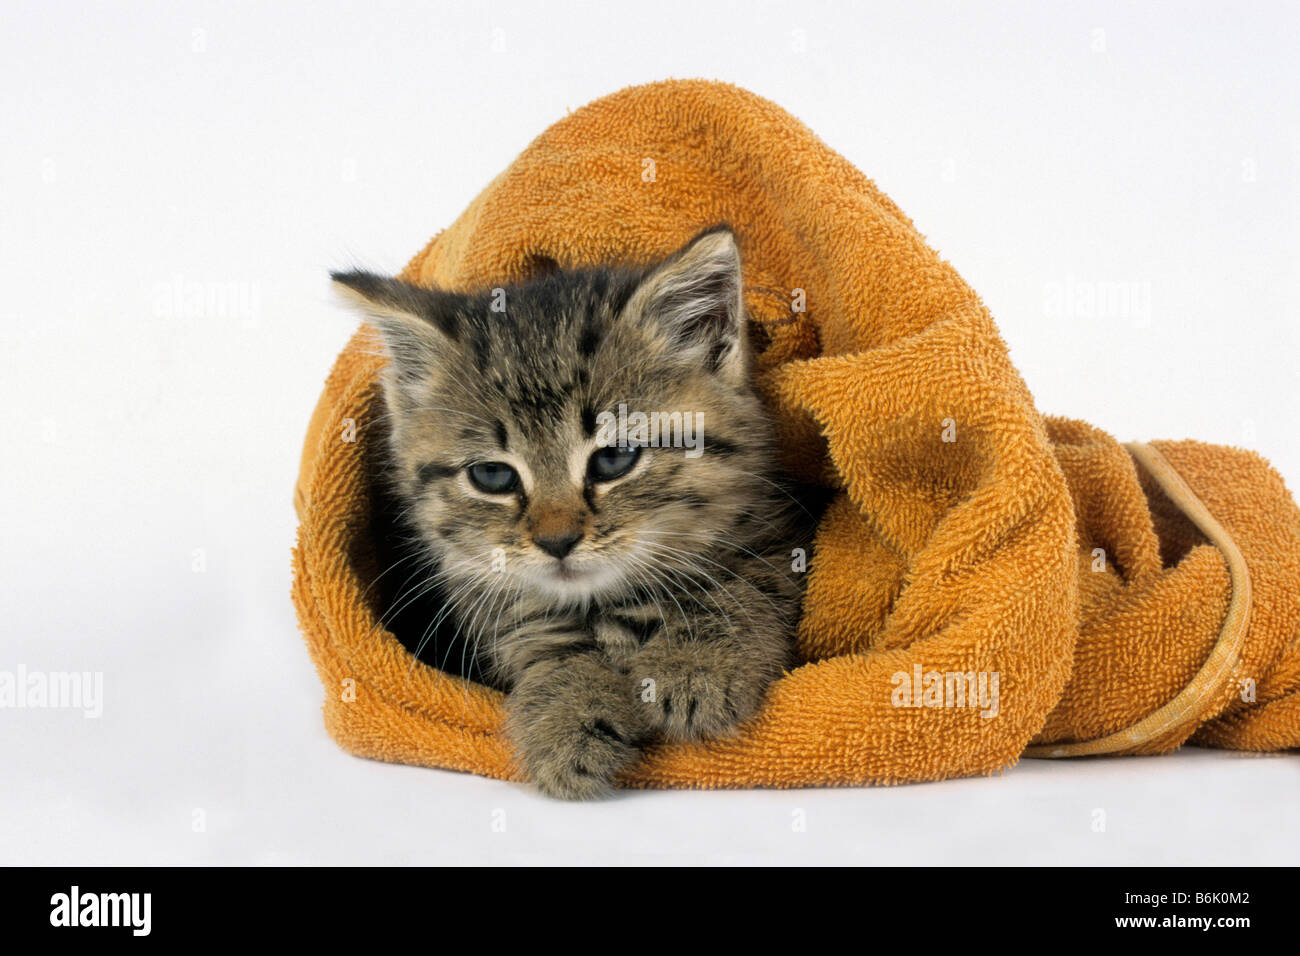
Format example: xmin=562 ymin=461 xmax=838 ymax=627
xmin=334 ymin=227 xmax=810 ymax=799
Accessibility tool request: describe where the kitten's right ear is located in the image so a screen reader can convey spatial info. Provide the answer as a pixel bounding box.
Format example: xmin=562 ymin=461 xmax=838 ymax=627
xmin=330 ymin=270 xmax=460 ymax=372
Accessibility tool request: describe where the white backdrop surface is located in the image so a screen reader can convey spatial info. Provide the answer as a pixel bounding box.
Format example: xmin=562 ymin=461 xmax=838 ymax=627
xmin=1 ymin=0 xmax=1297 ymax=865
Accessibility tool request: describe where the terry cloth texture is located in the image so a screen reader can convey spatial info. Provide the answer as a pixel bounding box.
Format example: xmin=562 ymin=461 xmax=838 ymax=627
xmin=292 ymin=80 xmax=1300 ymax=788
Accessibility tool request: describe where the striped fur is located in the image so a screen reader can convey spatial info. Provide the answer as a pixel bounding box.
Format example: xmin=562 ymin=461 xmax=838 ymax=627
xmin=334 ymin=227 xmax=811 ymax=798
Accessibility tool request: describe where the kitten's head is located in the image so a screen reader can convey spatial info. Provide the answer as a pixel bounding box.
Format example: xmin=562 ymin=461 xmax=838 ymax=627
xmin=333 ymin=227 xmax=777 ymax=606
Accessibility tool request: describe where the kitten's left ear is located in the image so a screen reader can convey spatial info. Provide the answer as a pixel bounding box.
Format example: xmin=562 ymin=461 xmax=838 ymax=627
xmin=630 ymin=225 xmax=748 ymax=386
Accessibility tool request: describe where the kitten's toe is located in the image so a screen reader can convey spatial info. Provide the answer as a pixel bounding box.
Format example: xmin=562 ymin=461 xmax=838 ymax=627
xmin=658 ymin=669 xmax=740 ymax=740
xmin=522 ymin=718 xmax=641 ymax=800
xmin=637 ymin=647 xmax=768 ymax=741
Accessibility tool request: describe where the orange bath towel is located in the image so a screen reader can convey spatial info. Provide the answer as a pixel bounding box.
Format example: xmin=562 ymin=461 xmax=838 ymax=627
xmin=292 ymin=80 xmax=1300 ymax=789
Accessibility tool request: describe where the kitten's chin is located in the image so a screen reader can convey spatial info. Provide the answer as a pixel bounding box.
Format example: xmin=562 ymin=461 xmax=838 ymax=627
xmin=521 ymin=559 xmax=624 ymax=605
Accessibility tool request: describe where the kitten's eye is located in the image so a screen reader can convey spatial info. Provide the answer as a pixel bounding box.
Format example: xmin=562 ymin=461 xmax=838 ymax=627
xmin=467 ymin=461 xmax=519 ymax=494
xmin=588 ymin=445 xmax=642 ymax=482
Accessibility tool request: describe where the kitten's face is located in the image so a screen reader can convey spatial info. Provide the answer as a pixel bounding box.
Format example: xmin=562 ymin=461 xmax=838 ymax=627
xmin=335 ymin=228 xmax=775 ymax=606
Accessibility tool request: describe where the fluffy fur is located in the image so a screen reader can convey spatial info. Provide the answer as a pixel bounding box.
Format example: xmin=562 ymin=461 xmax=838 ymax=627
xmin=334 ymin=227 xmax=811 ymax=798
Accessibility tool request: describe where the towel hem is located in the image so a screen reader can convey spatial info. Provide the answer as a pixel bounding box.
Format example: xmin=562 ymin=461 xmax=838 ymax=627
xmin=1023 ymin=441 xmax=1253 ymax=758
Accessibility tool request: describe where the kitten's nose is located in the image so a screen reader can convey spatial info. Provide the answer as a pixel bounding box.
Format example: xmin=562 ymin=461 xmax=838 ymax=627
xmin=534 ymin=530 xmax=582 ymax=560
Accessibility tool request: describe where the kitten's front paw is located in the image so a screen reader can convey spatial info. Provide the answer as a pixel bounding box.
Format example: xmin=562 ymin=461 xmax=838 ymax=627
xmin=634 ymin=641 xmax=774 ymax=742
xmin=507 ymin=662 xmax=647 ymax=800
xmin=523 ymin=719 xmax=639 ymax=801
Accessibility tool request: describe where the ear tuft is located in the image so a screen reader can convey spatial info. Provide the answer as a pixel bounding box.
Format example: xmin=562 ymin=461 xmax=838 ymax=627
xmin=330 ymin=270 xmax=462 ymax=380
xmin=331 ymin=270 xmax=460 ymax=340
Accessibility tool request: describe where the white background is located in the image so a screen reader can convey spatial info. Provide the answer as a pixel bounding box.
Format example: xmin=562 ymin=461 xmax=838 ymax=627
xmin=2 ymin=0 xmax=1296 ymax=865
